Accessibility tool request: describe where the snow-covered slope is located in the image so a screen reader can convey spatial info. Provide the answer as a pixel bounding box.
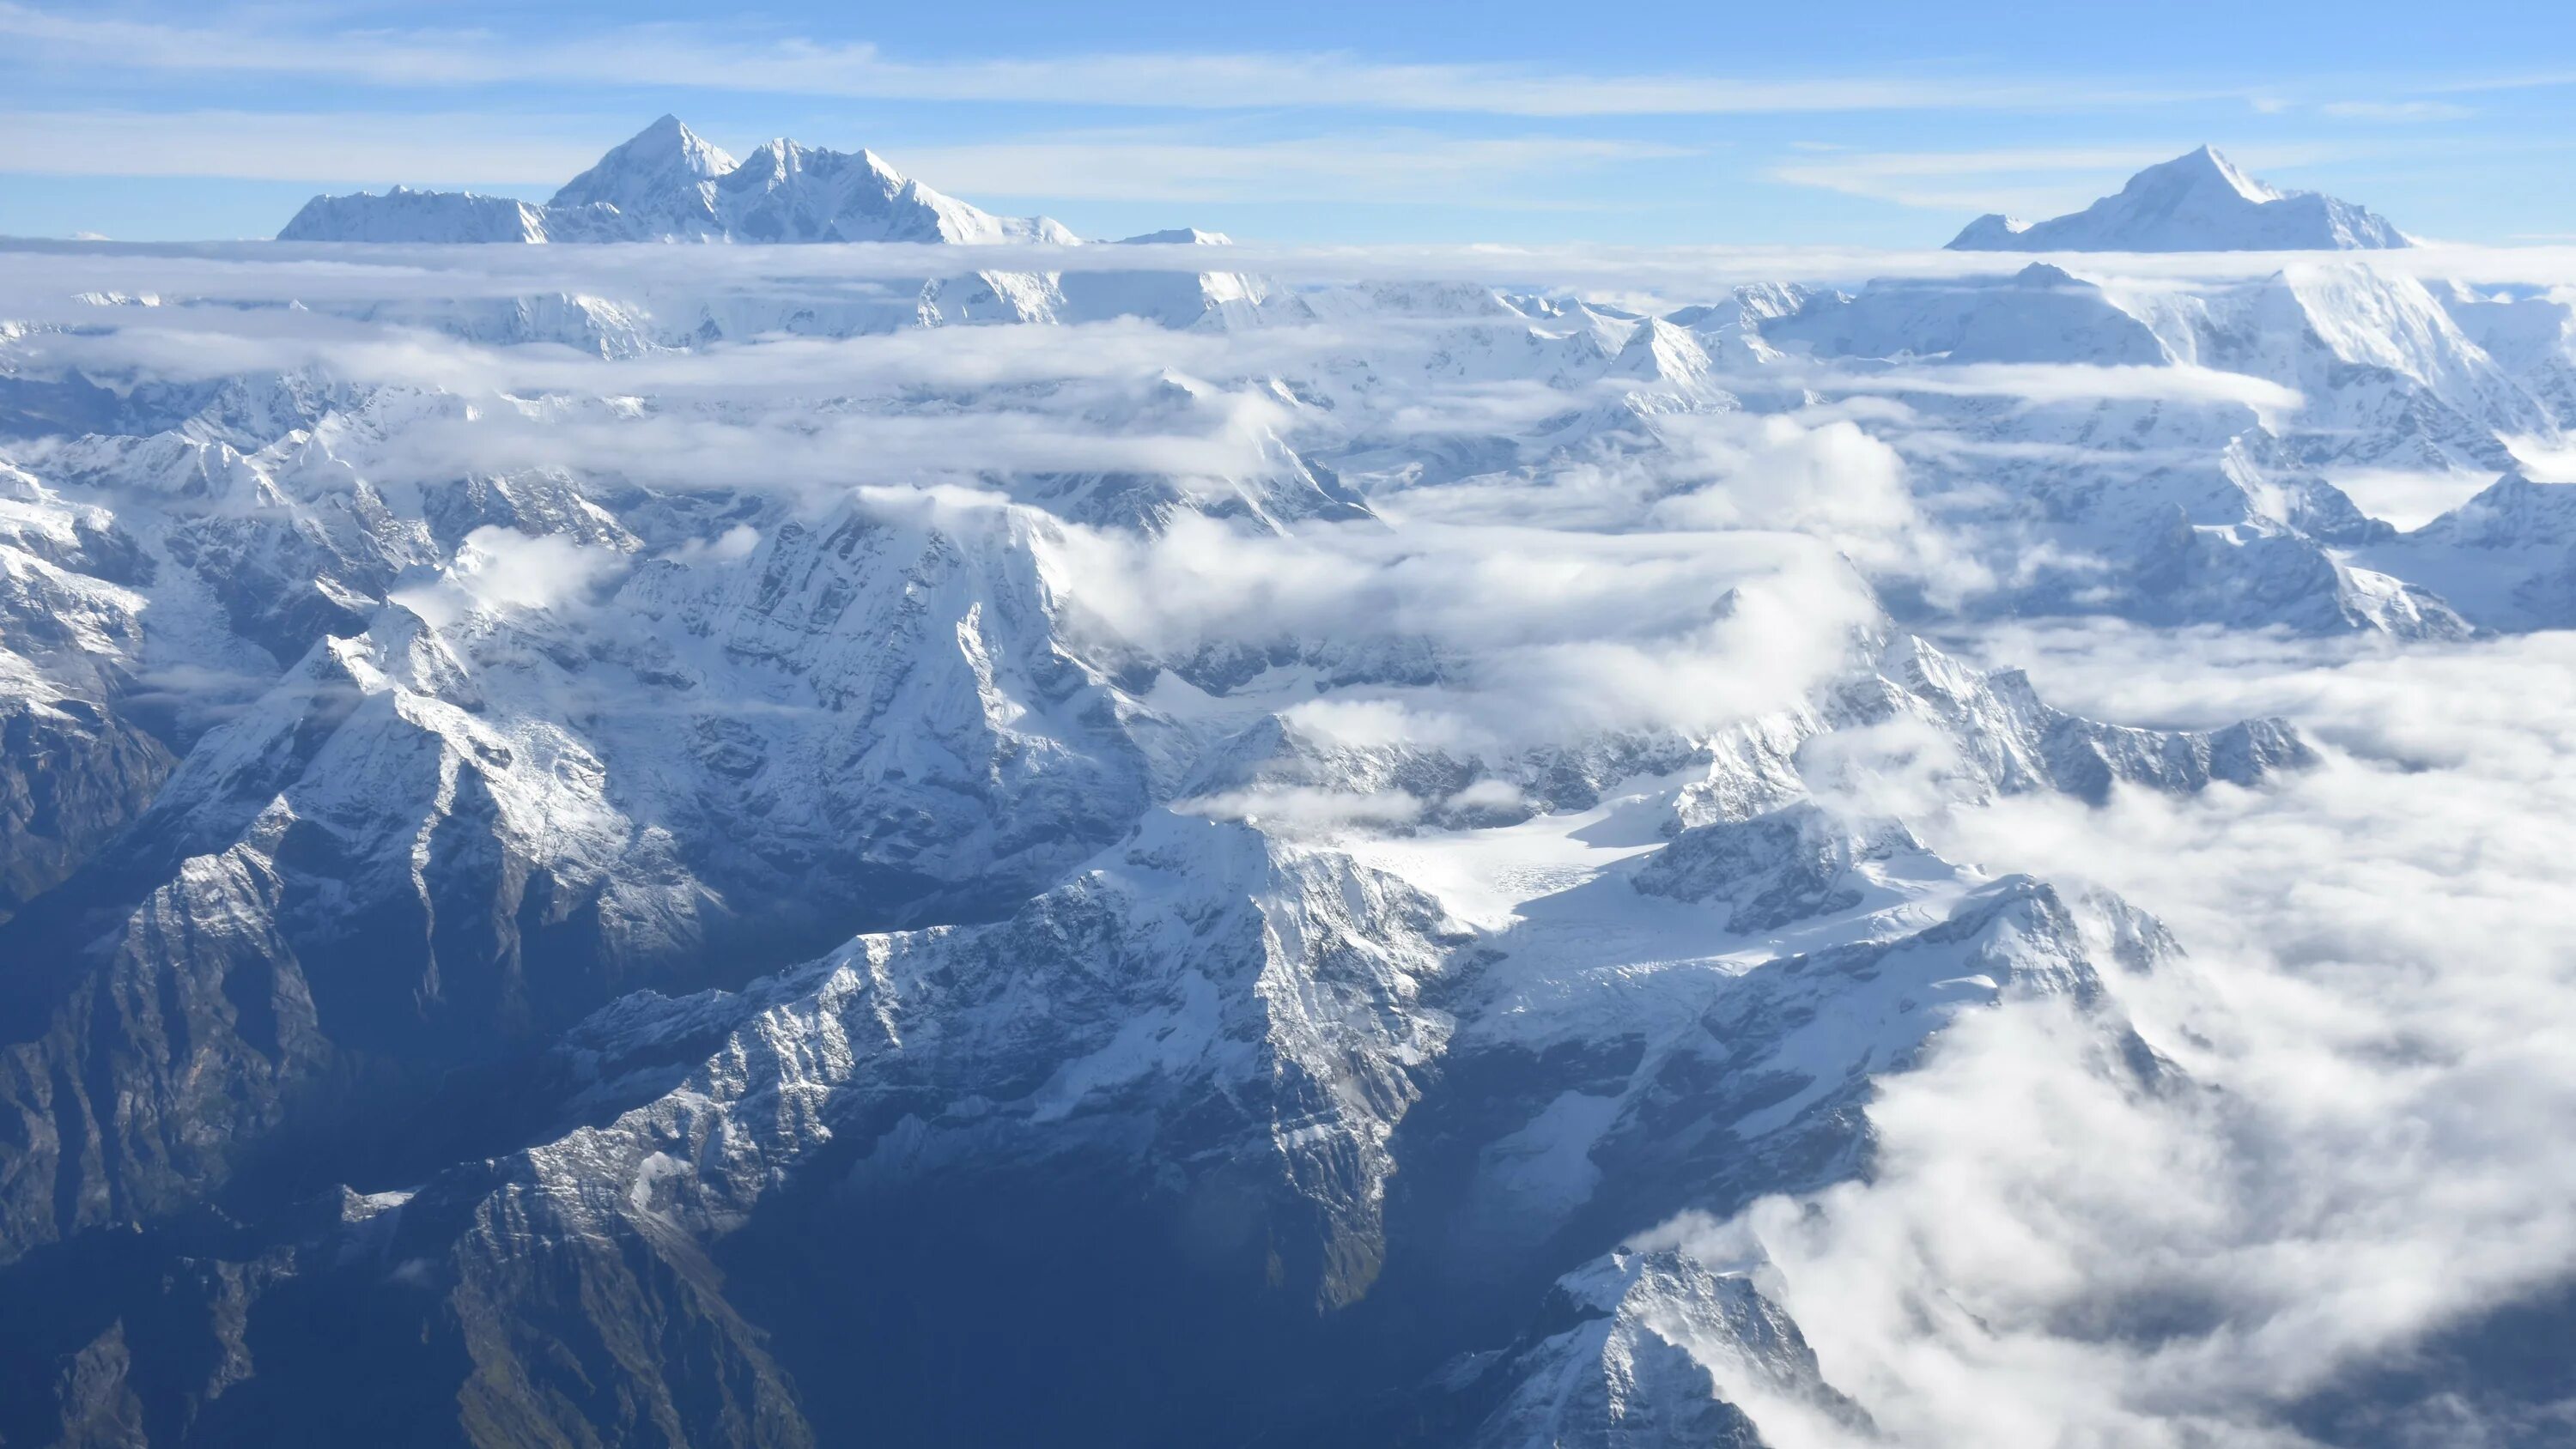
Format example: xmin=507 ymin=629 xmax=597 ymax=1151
xmin=1948 ymin=146 xmax=2413 ymax=252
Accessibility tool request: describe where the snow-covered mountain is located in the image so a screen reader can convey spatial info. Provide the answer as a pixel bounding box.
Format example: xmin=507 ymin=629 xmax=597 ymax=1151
xmin=544 ymin=112 xmax=738 ymax=237
xmin=279 ymin=115 xmax=1083 ymax=245
xmin=1949 ymin=145 xmax=2414 ymax=252
xmin=4 ymin=155 xmax=2575 ymax=1446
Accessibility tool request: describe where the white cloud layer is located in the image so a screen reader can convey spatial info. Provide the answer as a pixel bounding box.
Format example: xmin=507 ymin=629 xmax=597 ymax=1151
xmin=18 ymin=239 xmax=2576 ymax=320
xmin=1668 ymin=625 xmax=2576 ymax=1446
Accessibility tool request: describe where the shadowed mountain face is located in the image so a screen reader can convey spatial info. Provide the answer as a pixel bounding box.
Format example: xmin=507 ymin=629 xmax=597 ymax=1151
xmin=5 ymin=144 xmax=2575 ymax=1445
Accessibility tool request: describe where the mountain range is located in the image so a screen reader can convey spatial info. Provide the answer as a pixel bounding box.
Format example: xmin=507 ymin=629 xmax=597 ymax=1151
xmin=2 ymin=122 xmax=2573 ymax=1447
xmin=279 ymin=116 xmax=1085 ymax=246
xmin=280 ymin=125 xmax=2418 ymax=258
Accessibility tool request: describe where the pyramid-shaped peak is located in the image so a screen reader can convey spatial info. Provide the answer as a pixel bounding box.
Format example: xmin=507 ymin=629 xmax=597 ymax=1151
xmin=2129 ymin=145 xmax=2276 ymax=203
xmin=612 ymin=115 xmax=733 ymax=174
xmin=550 ymin=116 xmax=738 ymax=215
xmin=1948 ymin=145 xmax=2408 ymax=252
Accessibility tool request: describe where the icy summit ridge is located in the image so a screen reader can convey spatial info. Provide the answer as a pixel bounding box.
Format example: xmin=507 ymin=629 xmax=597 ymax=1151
xmin=1949 ymin=144 xmax=2413 ymax=253
xmin=277 ymin=115 xmax=1084 ymax=245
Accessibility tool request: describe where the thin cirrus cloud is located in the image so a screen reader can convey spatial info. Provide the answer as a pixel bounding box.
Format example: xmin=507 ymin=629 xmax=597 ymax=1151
xmin=2317 ymin=100 xmax=2474 ymax=120
xmin=0 ymin=110 xmax=611 ymax=185
xmin=0 ymin=1 xmax=2229 ymax=118
xmin=0 ymin=108 xmax=1692 ymax=203
xmin=1765 ymin=142 xmax=2348 ymax=213
xmin=891 ymin=133 xmax=1699 ymax=203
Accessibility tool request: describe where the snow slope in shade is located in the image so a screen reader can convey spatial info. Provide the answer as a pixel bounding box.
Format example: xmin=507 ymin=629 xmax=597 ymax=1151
xmin=277 ymin=115 xmax=1082 ymax=245
xmin=1948 ymin=146 xmax=2413 ymax=252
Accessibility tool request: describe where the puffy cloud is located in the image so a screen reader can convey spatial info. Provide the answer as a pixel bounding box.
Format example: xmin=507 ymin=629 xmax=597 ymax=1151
xmin=1039 ymin=507 xmax=1886 ymax=746
xmin=1646 ymin=413 xmax=1993 ymax=603
xmin=391 ymin=524 xmax=627 ymax=627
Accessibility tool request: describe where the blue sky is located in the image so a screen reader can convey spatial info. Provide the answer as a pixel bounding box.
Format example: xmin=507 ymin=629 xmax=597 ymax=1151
xmin=3 ymin=0 xmax=2574 ymax=244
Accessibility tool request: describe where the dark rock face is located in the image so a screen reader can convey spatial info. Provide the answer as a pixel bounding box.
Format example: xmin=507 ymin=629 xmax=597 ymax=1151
xmin=0 ymin=847 xmax=327 ymax=1256
xmin=0 ymin=694 xmax=172 ymax=923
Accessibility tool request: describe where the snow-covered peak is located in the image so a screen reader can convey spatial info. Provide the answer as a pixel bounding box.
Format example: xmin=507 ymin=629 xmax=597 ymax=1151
xmin=2164 ymin=142 xmax=2279 ymax=203
xmin=1948 ymin=146 xmax=2411 ymax=252
xmin=276 ymin=117 xmax=1084 ymax=246
xmin=1604 ymin=315 xmax=1724 ymax=395
xmin=549 ymin=115 xmax=737 ymax=221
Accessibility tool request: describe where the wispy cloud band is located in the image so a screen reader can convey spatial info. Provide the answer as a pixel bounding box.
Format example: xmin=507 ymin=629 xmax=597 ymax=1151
xmin=0 ymin=2 xmax=2229 ymax=118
